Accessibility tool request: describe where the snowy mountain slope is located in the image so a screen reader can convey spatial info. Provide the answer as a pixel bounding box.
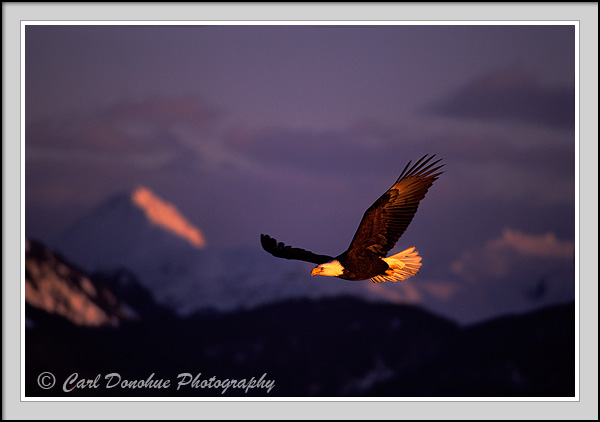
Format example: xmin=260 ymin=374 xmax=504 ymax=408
xmin=25 ymin=238 xmax=129 ymax=326
xmin=51 ymin=186 xmax=574 ymax=322
xmin=52 ymin=186 xmax=394 ymax=315
xmin=55 ymin=186 xmax=205 ymax=272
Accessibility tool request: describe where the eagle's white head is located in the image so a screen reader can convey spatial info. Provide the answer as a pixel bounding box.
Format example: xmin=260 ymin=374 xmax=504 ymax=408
xmin=311 ymin=260 xmax=344 ymax=277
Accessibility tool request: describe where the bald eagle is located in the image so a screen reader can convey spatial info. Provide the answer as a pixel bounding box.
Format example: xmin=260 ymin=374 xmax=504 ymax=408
xmin=261 ymin=154 xmax=444 ymax=283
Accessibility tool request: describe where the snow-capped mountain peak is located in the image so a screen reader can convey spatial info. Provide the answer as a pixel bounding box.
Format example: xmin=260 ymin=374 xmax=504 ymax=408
xmin=131 ymin=186 xmax=205 ymax=248
xmin=54 ymin=186 xmax=206 ymax=276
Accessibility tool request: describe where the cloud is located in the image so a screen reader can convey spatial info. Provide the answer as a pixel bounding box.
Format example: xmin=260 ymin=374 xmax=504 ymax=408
xmin=25 ymin=95 xmax=223 ymax=240
xmin=26 ymin=95 xmax=220 ymax=162
xmin=427 ymin=67 xmax=575 ymax=129
xmin=445 ymin=227 xmax=575 ymax=323
xmin=450 ymin=227 xmax=575 ymax=283
xmin=221 ymin=121 xmax=443 ymax=185
xmin=496 ymin=228 xmax=575 ymax=259
xmin=224 ymin=125 xmax=367 ymax=173
xmin=356 ymin=226 xmax=575 ymax=324
xmin=101 ymin=95 xmax=222 ymax=131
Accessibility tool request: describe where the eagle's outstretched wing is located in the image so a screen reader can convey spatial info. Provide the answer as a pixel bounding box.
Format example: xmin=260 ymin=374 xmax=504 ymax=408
xmin=345 ymin=154 xmax=444 ymax=259
xmin=260 ymin=234 xmax=334 ymax=265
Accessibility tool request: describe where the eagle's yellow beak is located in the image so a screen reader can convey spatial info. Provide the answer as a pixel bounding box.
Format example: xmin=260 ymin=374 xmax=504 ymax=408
xmin=311 ymin=267 xmax=321 ymax=276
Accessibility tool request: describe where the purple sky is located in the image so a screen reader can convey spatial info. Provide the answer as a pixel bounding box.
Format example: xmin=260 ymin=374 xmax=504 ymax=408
xmin=25 ymin=24 xmax=576 ymax=321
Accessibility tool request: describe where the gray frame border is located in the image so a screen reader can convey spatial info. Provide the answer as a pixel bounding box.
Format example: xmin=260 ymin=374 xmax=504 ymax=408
xmin=3 ymin=2 xmax=597 ymax=420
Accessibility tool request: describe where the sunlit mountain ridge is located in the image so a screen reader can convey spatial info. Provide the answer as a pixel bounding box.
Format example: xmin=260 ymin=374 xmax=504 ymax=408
xmin=52 ymin=186 xmax=428 ymax=316
xmin=54 ymin=186 xmax=206 ymax=275
xmin=25 ymin=238 xmax=174 ymax=327
xmin=25 ymin=239 xmax=127 ymax=327
xmin=131 ymin=186 xmax=206 ymax=248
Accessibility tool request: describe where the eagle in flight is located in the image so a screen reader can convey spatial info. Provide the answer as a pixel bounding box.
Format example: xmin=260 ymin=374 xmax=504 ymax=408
xmin=261 ymin=154 xmax=444 ymax=283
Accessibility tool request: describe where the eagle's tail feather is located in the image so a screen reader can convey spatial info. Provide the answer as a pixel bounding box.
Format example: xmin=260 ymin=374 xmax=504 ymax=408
xmin=370 ymin=247 xmax=422 ymax=283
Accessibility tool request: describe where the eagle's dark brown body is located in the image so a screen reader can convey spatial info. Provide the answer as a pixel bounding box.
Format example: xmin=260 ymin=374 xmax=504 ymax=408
xmin=334 ymin=250 xmax=390 ymax=281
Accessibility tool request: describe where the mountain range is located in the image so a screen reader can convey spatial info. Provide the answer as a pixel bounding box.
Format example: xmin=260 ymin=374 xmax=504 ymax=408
xmin=50 ymin=186 xmax=429 ymax=316
xmin=48 ymin=186 xmax=574 ymax=323
xmin=23 ymin=186 xmax=576 ymax=397
xmin=25 ymin=237 xmax=575 ymax=397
